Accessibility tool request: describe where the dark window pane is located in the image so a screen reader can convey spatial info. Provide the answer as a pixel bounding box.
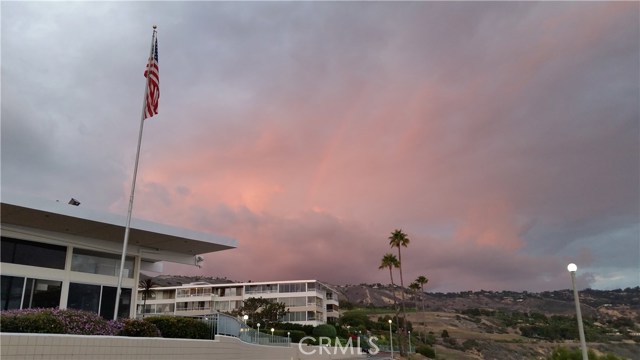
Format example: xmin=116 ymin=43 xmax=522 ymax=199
xmin=0 ymin=237 xmax=66 ymax=269
xmin=22 ymin=278 xmax=62 ymax=309
xmin=68 ymin=283 xmax=101 ymax=313
xmin=1 ymin=276 xmax=24 ymax=310
xmin=100 ymin=286 xmax=131 ymax=319
xmin=1 ymin=240 xmax=17 ymax=263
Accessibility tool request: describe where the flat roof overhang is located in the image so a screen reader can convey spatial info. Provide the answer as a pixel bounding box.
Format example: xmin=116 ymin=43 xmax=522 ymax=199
xmin=0 ymin=196 xmax=237 ymax=257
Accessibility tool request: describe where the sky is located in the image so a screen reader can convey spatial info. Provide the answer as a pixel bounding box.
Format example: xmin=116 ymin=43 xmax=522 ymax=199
xmin=1 ymin=1 xmax=638 ymax=293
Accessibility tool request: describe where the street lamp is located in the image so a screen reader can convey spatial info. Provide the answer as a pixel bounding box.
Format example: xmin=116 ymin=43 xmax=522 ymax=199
xmin=568 ymin=263 xmax=588 ymax=360
xmin=408 ymin=330 xmax=412 ymax=354
xmin=271 ymin=328 xmax=275 ymax=342
xmin=388 ymin=319 xmax=394 ymax=359
xmin=243 ymin=314 xmax=249 ymax=339
xmin=257 ymin=323 xmax=261 ymax=343
xmin=287 ymin=331 xmax=290 ymax=344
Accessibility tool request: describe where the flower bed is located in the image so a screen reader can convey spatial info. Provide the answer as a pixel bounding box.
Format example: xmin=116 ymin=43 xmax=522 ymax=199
xmin=0 ymin=308 xmax=161 ymax=337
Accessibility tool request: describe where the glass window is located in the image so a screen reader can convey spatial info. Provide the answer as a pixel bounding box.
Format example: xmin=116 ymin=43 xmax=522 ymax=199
xmin=68 ymin=283 xmax=101 ymax=313
xmin=1 ymin=275 xmax=25 ymax=310
xmin=23 ymin=278 xmax=62 ymax=309
xmin=156 ymin=303 xmax=174 ymax=314
xmin=280 ymin=283 xmax=306 ymax=293
xmin=282 ymin=311 xmax=306 ymax=322
xmin=100 ymin=286 xmax=131 ymax=319
xmin=245 ymin=284 xmax=277 ymax=294
xmin=278 ymin=297 xmax=306 ymax=307
xmin=68 ymin=283 xmax=130 ymax=319
xmin=1 ymin=276 xmax=62 ymax=310
xmin=1 ymin=237 xmax=66 ymax=269
xmin=71 ymin=248 xmax=134 ymax=278
xmin=214 ymin=301 xmax=230 ymax=311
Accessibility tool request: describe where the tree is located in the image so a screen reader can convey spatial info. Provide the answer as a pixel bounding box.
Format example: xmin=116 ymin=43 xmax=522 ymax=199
xmin=379 ymin=252 xmax=402 ymax=352
xmin=415 ymin=275 xmax=429 ymax=341
xmin=234 ymin=297 xmax=289 ymax=328
xmin=378 ymin=253 xmax=400 ymax=308
xmin=139 ymin=278 xmax=156 ymax=318
xmin=409 ymin=282 xmax=421 ymax=309
xmin=389 ymin=229 xmax=410 ymax=355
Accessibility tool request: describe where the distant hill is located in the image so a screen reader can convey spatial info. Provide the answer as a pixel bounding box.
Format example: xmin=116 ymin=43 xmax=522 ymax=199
xmin=335 ymin=284 xmax=640 ymax=318
xmin=139 ymin=274 xmax=235 ymax=287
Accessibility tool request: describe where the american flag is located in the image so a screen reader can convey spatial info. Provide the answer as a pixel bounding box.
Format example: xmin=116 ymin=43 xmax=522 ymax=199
xmin=144 ymin=36 xmax=159 ymax=119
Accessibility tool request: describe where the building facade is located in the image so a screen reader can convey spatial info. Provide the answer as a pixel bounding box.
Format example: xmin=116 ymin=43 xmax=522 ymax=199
xmin=137 ymin=279 xmax=340 ymax=326
xmin=0 ymin=196 xmax=236 ymax=319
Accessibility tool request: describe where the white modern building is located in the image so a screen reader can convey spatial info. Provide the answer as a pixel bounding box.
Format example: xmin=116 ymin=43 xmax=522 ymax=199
xmin=0 ymin=195 xmax=236 ymax=319
xmin=137 ymin=279 xmax=340 ymax=326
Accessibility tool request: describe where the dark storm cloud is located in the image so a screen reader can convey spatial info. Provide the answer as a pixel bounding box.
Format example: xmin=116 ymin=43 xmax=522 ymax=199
xmin=2 ymin=1 xmax=638 ymax=291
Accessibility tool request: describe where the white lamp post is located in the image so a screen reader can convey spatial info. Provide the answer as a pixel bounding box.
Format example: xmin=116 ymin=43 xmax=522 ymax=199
xmin=408 ymin=330 xmax=412 ymax=354
xmin=257 ymin=323 xmax=261 ymax=343
xmin=271 ymin=328 xmax=275 ymax=342
xmin=287 ymin=331 xmax=290 ymax=344
xmin=388 ymin=319 xmax=394 ymax=359
xmin=243 ymin=314 xmax=248 ymax=324
xmin=568 ymin=263 xmax=588 ymax=360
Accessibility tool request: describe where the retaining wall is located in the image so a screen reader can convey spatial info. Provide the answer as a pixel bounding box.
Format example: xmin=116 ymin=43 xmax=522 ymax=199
xmin=0 ymin=333 xmax=366 ymax=360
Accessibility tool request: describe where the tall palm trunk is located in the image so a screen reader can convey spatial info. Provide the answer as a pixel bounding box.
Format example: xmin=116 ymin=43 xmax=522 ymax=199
xmin=389 ymin=265 xmax=401 ymax=356
xmin=397 ymin=247 xmax=407 ymax=355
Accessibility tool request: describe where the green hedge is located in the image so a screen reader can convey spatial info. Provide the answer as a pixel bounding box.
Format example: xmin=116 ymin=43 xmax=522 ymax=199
xmin=312 ymin=324 xmax=337 ymax=337
xmin=0 ymin=309 xmax=117 ymax=335
xmin=416 ymin=344 xmax=436 ymax=358
xmin=1 ymin=309 xmax=65 ymax=334
xmin=144 ymin=316 xmax=210 ymax=339
xmin=120 ymin=319 xmax=161 ymax=337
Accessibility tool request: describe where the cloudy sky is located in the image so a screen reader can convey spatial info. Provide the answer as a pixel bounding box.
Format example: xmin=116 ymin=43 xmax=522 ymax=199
xmin=2 ymin=1 xmax=638 ymax=292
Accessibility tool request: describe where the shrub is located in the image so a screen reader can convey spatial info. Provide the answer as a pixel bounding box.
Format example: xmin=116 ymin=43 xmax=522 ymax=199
xmin=274 ymin=329 xmax=306 ymax=343
xmin=548 ymin=347 xmax=623 ymax=360
xmin=444 ymin=336 xmax=460 ymax=349
xmin=144 ymin=316 xmax=210 ymax=339
xmin=312 ymin=324 xmax=337 ymax=338
xmin=56 ymin=309 xmax=117 ymax=335
xmin=1 ymin=308 xmax=118 ymax=335
xmin=1 ymin=309 xmax=64 ymax=333
xmin=119 ymin=319 xmax=160 ymax=337
xmin=424 ymin=332 xmax=437 ymax=345
xmin=462 ymin=339 xmax=480 ymax=351
xmin=416 ymin=344 xmax=435 ymax=358
xmin=276 ymin=322 xmax=314 ymax=335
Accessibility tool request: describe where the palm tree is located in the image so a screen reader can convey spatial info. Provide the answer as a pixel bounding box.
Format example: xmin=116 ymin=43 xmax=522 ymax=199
xmin=378 ymin=253 xmax=400 ymax=298
xmin=139 ymin=278 xmax=155 ymax=318
xmin=409 ymin=282 xmax=421 ymax=310
xmin=415 ymin=275 xmax=429 ymax=342
xmin=378 ymin=253 xmax=400 ymax=354
xmin=415 ymin=275 xmax=428 ymax=310
xmin=389 ymin=229 xmax=410 ymax=355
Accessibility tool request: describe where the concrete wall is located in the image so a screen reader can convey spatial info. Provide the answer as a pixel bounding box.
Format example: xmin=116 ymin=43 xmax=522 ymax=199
xmin=0 ymin=333 xmax=366 ymax=360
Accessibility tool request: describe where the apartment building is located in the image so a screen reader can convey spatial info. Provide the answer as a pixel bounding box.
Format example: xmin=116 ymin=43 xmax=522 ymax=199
xmin=0 ymin=195 xmax=236 ymax=319
xmin=137 ymin=279 xmax=340 ymax=326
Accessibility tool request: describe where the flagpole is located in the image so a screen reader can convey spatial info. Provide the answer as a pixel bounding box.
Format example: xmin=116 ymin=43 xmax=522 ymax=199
xmin=114 ymin=25 xmax=157 ymax=320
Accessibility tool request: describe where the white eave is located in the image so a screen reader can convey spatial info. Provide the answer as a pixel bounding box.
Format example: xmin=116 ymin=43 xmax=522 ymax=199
xmin=0 ymin=195 xmax=237 ymax=258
